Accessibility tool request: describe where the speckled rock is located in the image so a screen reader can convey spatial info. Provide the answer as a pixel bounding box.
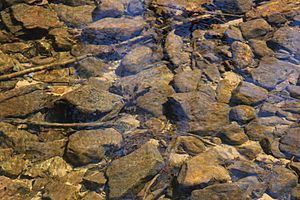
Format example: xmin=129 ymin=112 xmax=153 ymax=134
xmin=240 ymin=19 xmax=272 ymax=39
xmin=230 ymin=105 xmax=256 ymax=124
xmin=106 ymin=141 xmax=164 ymax=199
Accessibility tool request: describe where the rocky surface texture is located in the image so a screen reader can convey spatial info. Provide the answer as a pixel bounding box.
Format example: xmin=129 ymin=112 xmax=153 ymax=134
xmin=0 ymin=0 xmax=300 ymax=199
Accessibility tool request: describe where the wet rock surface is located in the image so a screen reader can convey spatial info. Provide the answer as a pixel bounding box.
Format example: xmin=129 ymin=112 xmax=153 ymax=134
xmin=0 ymin=0 xmax=300 ymax=199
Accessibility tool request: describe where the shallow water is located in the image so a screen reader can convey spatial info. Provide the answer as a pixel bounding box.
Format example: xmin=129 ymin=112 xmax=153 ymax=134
xmin=0 ymin=0 xmax=300 ymax=199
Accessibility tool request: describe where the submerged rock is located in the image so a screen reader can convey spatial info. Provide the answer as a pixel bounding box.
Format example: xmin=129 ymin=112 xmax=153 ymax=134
xmin=279 ymin=127 xmax=300 ymax=160
xmin=240 ymin=19 xmax=272 ymax=39
xmin=106 ymin=141 xmax=164 ymax=199
xmin=66 ymin=128 xmax=122 ymax=166
xmin=214 ymin=0 xmax=253 ymax=14
xmin=82 ymin=16 xmax=146 ymax=44
xmin=167 ymin=91 xmax=230 ymax=134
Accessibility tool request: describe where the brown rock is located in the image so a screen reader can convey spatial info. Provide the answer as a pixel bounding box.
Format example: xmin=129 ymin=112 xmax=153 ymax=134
xmin=173 ymin=69 xmax=201 ymax=93
xmin=11 ymin=4 xmax=62 ymax=30
xmin=230 ymin=105 xmax=256 ymax=124
xmin=219 ymin=122 xmax=249 ymax=145
xmin=240 ymin=19 xmax=272 ymax=39
xmin=231 ymin=41 xmax=254 ymax=69
xmin=66 ymin=128 xmax=122 ymax=166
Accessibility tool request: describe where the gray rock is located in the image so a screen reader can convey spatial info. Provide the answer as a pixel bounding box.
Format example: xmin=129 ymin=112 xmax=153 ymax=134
xmin=112 ymin=64 xmax=173 ymax=97
xmin=96 ymin=0 xmax=125 ymax=19
xmin=230 ymin=105 xmax=256 ymax=124
xmin=214 ymin=0 xmax=253 ymax=14
xmin=279 ymin=127 xmax=300 ymax=160
xmin=165 ymin=30 xmax=190 ymax=68
xmin=224 ymin=26 xmax=244 ymax=43
xmin=136 ymin=85 xmax=174 ymax=117
xmin=287 ymin=85 xmax=300 ymax=99
xmin=231 ymin=81 xmax=268 ymax=105
xmin=191 ymin=183 xmax=245 ymax=200
xmin=237 ymin=176 xmax=267 ymax=199
xmin=82 ymin=16 xmax=146 ymax=44
xmin=251 ymin=56 xmax=299 ymax=90
xmin=249 ymin=39 xmax=273 ymax=58
xmin=272 ymin=26 xmax=300 ymax=59
xmin=118 ymin=46 xmax=160 ymax=76
xmin=167 ymin=91 xmax=230 ymax=134
xmin=51 ymin=4 xmax=95 ymax=28
xmin=240 ymin=19 xmax=272 ymax=39
xmin=173 ymin=69 xmax=201 ymax=93
xmin=228 ymin=160 xmax=264 ymax=180
xmin=76 ymin=57 xmax=109 ymax=78
xmin=267 ymin=166 xmax=298 ymax=198
xmin=106 ymin=141 xmax=164 ymax=199
xmin=55 ymin=81 xmax=123 ymax=121
xmin=219 ymin=122 xmax=249 ymax=145
xmin=66 ymin=128 xmax=122 ymax=166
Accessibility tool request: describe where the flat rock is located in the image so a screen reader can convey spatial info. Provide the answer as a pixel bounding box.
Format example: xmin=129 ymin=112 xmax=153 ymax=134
xmin=272 ymin=26 xmax=300 ymax=59
xmin=177 ymin=146 xmax=236 ymax=187
xmin=82 ymin=16 xmax=146 ymax=44
xmin=42 ymin=179 xmax=80 ymax=200
xmin=214 ymin=0 xmax=253 ymax=14
xmin=66 ymin=128 xmax=122 ymax=166
xmin=279 ymin=127 xmax=300 ymax=160
xmin=0 ymin=154 xmax=29 ymax=178
xmin=191 ymin=183 xmax=245 ymax=200
xmin=240 ymin=18 xmax=272 ymax=39
xmin=173 ymin=69 xmax=201 ymax=93
xmin=251 ymin=56 xmax=299 ymax=90
xmin=219 ymin=122 xmax=249 ymax=145
xmin=249 ymin=39 xmax=273 ymax=58
xmin=287 ymin=85 xmax=300 ymax=99
xmin=267 ymin=166 xmax=298 ymax=198
xmin=0 ymin=90 xmax=50 ymax=118
xmin=165 ymin=30 xmax=190 ymax=68
xmin=55 ymin=81 xmax=123 ymax=121
xmin=106 ymin=141 xmax=164 ymax=199
xmin=230 ymin=105 xmax=256 ymax=124
xmin=0 ymin=50 xmax=15 ymax=74
xmin=231 ymin=81 xmax=268 ymax=105
xmin=51 ymin=4 xmax=95 ymax=28
xmin=167 ymin=91 xmax=230 ymax=134
xmin=0 ymin=176 xmax=31 ymax=200
xmin=11 ymin=4 xmax=62 ymax=30
xmin=118 ymin=46 xmax=160 ymax=76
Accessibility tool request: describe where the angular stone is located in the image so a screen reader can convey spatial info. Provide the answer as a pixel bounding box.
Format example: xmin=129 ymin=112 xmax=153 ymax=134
xmin=177 ymin=146 xmax=233 ymax=187
xmin=173 ymin=69 xmax=201 ymax=93
xmin=118 ymin=46 xmax=160 ymax=76
xmin=51 ymin=4 xmax=95 ymax=28
xmin=292 ymin=185 xmax=300 ymax=200
xmin=24 ymin=156 xmax=72 ymax=178
xmin=237 ymin=141 xmax=262 ymax=160
xmin=55 ymin=81 xmax=123 ymax=121
xmin=106 ymin=141 xmax=164 ymax=199
xmin=279 ymin=127 xmax=300 ymax=159
xmin=231 ymin=81 xmax=268 ymax=105
xmin=82 ymin=17 xmax=145 ymax=44
xmin=112 ymin=64 xmax=174 ymax=97
xmin=287 ymin=85 xmax=300 ymax=99
xmin=0 ymin=154 xmax=29 ymax=178
xmin=165 ymin=30 xmax=190 ymax=68
xmin=75 ymin=57 xmax=109 ymax=78
xmin=0 ymin=176 xmax=31 ymax=200
xmin=0 ymin=50 xmax=15 ymax=74
xmin=216 ymin=71 xmax=242 ymax=103
xmin=96 ymin=0 xmax=125 ymax=19
xmin=191 ymin=183 xmax=245 ymax=200
xmin=66 ymin=128 xmax=122 ymax=166
xmin=83 ymin=191 xmax=105 ymax=200
xmin=240 ymin=19 xmax=272 ymax=39
xmin=272 ymin=26 xmax=300 ymax=58
xmin=219 ymin=122 xmax=249 ymax=145
xmin=42 ymin=180 xmax=80 ymax=200
xmin=249 ymin=39 xmax=273 ymax=58
xmin=175 ymin=136 xmax=206 ymax=156
xmin=0 ymin=90 xmax=50 ymax=118
xmin=214 ymin=0 xmax=253 ymax=14
xmin=11 ymin=4 xmax=62 ymax=30
xmin=251 ymin=56 xmax=299 ymax=90
xmin=231 ymin=41 xmax=254 ymax=69
xmin=230 ymin=105 xmax=256 ymax=124
xmin=267 ymin=166 xmax=298 ymax=198
xmin=49 ymin=27 xmax=75 ymax=50
xmin=224 ymin=26 xmax=244 ymax=43
xmin=167 ymin=91 xmax=230 ymax=133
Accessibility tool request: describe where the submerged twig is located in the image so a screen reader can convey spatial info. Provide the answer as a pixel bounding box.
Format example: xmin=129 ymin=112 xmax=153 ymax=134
xmin=3 ymin=118 xmax=112 ymax=129
xmin=0 ymin=54 xmax=93 ymax=81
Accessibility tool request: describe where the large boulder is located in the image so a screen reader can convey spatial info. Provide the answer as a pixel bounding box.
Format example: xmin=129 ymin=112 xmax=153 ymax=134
xmin=106 ymin=141 xmax=164 ymax=199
